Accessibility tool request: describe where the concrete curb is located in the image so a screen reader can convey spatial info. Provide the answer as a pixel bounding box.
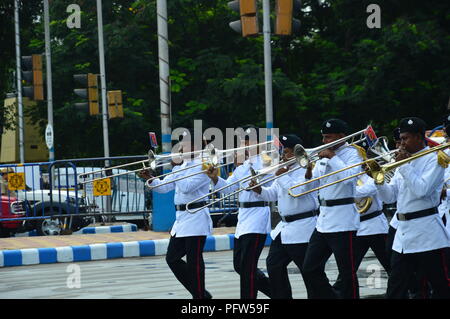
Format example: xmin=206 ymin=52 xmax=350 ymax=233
xmin=0 ymin=234 xmax=272 ymax=268
xmin=12 ymin=224 xmax=138 ymax=237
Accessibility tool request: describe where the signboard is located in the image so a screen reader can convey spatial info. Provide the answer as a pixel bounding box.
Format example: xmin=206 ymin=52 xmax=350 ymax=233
xmin=93 ymin=178 xmax=111 ymax=196
xmin=149 ymin=132 xmax=158 ymax=148
xmin=7 ymin=173 xmax=26 ymax=191
xmin=45 ymin=124 xmax=54 ymax=149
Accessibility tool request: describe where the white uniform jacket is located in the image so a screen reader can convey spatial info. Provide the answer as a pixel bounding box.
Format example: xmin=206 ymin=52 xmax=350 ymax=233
xmin=258 ymin=163 xmax=319 ymax=244
xmin=437 ymin=148 xmax=450 ymax=234
xmin=312 ymin=143 xmax=361 ymax=233
xmin=355 ymin=175 xmax=389 ymax=236
xmin=149 ymin=158 xmax=213 ymax=237
xmin=376 ymin=147 xmax=450 ymax=253
xmin=214 ymin=155 xmax=273 ymax=239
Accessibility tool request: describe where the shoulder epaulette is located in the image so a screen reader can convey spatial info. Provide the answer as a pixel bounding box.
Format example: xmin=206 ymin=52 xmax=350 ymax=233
xmin=350 ymin=144 xmax=368 ymax=161
xmin=437 ymin=150 xmax=450 ymax=168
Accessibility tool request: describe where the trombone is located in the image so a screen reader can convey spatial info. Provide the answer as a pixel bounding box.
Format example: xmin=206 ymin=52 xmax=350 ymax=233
xmin=184 ymin=159 xmax=282 ymax=214
xmin=288 ymin=142 xmax=450 ymax=198
xmin=77 ymin=139 xmax=266 ymax=185
xmin=287 ymin=149 xmax=399 ymax=198
xmin=184 ymin=126 xmax=379 ymax=214
xmin=293 ymin=125 xmax=376 ymax=168
xmin=146 ymin=145 xmax=280 ymax=190
xmin=78 ymin=150 xmax=165 ymax=185
xmin=245 ymin=129 xmax=384 ymax=191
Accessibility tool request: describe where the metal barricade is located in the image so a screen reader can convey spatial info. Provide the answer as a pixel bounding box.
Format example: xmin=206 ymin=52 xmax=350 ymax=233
xmin=0 ymin=155 xmax=243 ymax=236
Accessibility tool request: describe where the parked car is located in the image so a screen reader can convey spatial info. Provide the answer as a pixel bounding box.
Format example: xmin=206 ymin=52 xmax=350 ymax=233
xmin=0 ymin=195 xmax=29 ymax=237
xmin=17 ymin=189 xmax=95 ymax=236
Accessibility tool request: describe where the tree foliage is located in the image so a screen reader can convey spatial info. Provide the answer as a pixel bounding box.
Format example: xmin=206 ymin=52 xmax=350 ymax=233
xmin=1 ymin=0 xmax=449 ymax=159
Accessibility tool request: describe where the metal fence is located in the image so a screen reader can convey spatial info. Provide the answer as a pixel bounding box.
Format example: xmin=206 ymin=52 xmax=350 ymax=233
xmin=0 ymin=156 xmax=240 ymax=236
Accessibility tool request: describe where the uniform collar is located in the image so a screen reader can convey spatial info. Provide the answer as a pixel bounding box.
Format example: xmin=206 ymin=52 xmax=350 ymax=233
xmin=335 ymin=142 xmax=349 ymax=153
xmin=411 ymin=146 xmax=429 ymax=155
xmin=244 ymin=154 xmax=261 ymax=166
xmin=180 ymin=156 xmax=201 ymax=168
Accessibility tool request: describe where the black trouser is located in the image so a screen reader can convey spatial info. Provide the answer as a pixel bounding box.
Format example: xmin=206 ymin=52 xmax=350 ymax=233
xmin=386 ymin=226 xmax=433 ymax=299
xmin=302 ymin=229 xmax=359 ymax=299
xmin=333 ymin=233 xmax=390 ymax=294
xmin=387 ymin=248 xmax=450 ymax=299
xmin=165 ymin=235 xmax=208 ymax=299
xmin=266 ymin=234 xmax=309 ymax=299
xmin=385 ymin=226 xmax=396 ymax=266
xmin=233 ymin=233 xmax=271 ymax=299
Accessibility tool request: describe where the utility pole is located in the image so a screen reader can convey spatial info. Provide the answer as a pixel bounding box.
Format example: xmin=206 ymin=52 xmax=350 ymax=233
xmin=96 ymin=0 xmax=110 ymax=164
xmin=262 ymin=0 xmax=274 ymax=140
xmin=157 ymin=0 xmax=172 ymax=155
xmin=14 ymin=0 xmax=25 ymax=163
xmin=96 ymin=0 xmax=112 ymax=217
xmin=43 ymin=0 xmax=54 ymax=161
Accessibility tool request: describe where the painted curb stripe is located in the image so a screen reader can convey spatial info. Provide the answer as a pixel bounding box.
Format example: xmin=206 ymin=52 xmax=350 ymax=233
xmin=0 ymin=234 xmax=270 ymax=267
xmin=13 ymin=224 xmax=138 ymax=237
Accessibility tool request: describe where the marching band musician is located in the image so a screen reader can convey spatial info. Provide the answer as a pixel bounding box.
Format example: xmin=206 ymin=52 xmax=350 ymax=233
xmin=385 ymin=127 xmax=402 ymax=267
xmin=206 ymin=125 xmax=272 ymax=299
xmin=384 ymin=127 xmax=432 ymax=299
xmin=249 ymin=134 xmax=319 ymax=299
xmin=439 ymin=115 xmax=450 ymax=232
xmin=333 ymin=172 xmax=390 ymax=296
xmin=301 ymin=118 xmax=362 ymax=299
xmin=376 ymin=117 xmax=450 ymax=299
xmin=440 ymin=115 xmax=450 ymax=282
xmin=144 ymin=128 xmax=213 ymax=299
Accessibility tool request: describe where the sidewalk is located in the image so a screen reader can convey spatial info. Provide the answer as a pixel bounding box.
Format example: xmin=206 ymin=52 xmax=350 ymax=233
xmin=0 ymin=227 xmax=254 ymax=268
xmin=0 ymin=226 xmax=236 ymax=251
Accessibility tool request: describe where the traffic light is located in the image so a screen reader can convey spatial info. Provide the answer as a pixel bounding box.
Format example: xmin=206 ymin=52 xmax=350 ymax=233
xmin=274 ymin=0 xmax=302 ymax=36
xmin=21 ymin=54 xmax=44 ymax=100
xmin=228 ymin=0 xmax=259 ymax=37
xmin=107 ymin=90 xmax=124 ymax=119
xmin=73 ymin=73 xmax=99 ymax=115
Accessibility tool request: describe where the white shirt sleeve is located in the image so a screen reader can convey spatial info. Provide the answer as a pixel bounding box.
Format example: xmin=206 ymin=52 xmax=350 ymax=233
xmin=176 ymin=169 xmax=211 ymax=194
xmin=214 ymin=168 xmax=241 ymax=194
xmin=327 ymin=151 xmax=362 ymax=185
xmin=259 ymin=183 xmax=278 ymax=202
xmin=149 ymin=173 xmax=176 ymax=193
xmin=278 ymin=169 xmax=319 ymax=197
xmin=397 ymin=156 xmax=444 ymax=198
xmin=355 ymin=177 xmax=378 ymax=197
xmin=376 ymin=172 xmax=399 ymax=204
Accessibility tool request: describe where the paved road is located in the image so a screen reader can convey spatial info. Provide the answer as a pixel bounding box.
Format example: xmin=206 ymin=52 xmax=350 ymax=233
xmin=0 ymin=248 xmax=387 ymax=299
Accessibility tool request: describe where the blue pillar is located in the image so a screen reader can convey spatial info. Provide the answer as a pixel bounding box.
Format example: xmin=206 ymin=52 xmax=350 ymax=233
xmin=152 ymin=191 xmax=175 ymax=231
xmin=151 ymin=135 xmax=176 ymax=232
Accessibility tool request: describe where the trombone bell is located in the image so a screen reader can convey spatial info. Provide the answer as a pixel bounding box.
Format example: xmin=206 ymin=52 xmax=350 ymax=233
xmin=148 ymin=150 xmax=157 ymax=170
xmin=294 ymin=144 xmax=310 ymax=168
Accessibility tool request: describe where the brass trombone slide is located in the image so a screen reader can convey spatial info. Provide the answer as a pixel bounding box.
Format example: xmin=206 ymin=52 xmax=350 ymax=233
xmin=185 ymin=157 xmax=292 ymax=214
xmin=184 ymin=127 xmax=377 ymax=214
xmin=288 ymin=149 xmax=399 ymax=198
xmin=370 ymin=142 xmax=450 ymax=185
xmin=146 ymin=149 xmax=279 ymax=190
xmin=289 ymin=142 xmax=450 ymax=198
xmin=78 ymin=150 xmax=211 ymax=185
xmin=294 ymin=125 xmax=375 ymax=168
xmin=247 ymin=139 xmax=388 ymax=191
xmin=144 ymin=140 xmax=279 ymax=188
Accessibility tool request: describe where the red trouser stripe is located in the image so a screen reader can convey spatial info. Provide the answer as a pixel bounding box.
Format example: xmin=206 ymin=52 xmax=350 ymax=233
xmin=196 ymin=238 xmax=202 ymax=298
xmin=439 ymin=249 xmax=450 ymax=287
xmin=250 ymin=234 xmax=260 ymax=299
xmin=349 ymin=232 xmax=357 ymax=299
xmin=421 ymin=277 xmax=428 ymax=299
